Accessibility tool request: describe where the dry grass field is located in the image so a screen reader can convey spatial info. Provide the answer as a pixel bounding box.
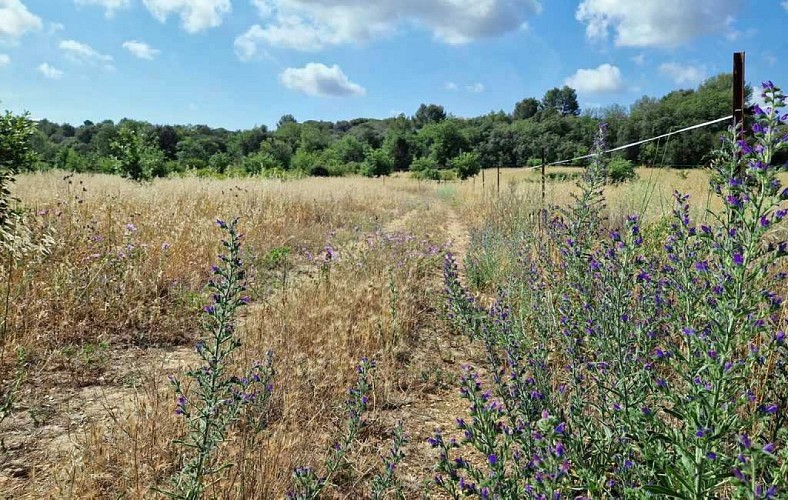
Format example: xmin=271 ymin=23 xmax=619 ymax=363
xmin=0 ymin=166 xmax=746 ymax=498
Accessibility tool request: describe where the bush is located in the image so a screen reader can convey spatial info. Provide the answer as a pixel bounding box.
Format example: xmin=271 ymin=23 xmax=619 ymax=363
xmin=242 ymin=152 xmax=281 ymax=175
xmin=410 ymin=156 xmax=437 ymax=173
xmin=450 ymin=151 xmax=481 ymax=180
xmin=362 ymin=148 xmax=393 ymax=177
xmin=290 ymin=149 xmax=322 ymax=173
xmin=607 ymin=156 xmax=637 ymax=183
xmin=526 ymin=157 xmax=543 ymax=168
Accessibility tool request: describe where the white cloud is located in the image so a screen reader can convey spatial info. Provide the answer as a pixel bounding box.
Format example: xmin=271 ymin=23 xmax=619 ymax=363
xmin=565 ymin=63 xmax=623 ymax=94
xmin=576 ymin=0 xmax=741 ymax=47
xmin=631 ymin=54 xmax=645 ymax=66
xmin=783 ymin=1 xmax=788 ymax=11
xmin=59 ymin=39 xmax=113 ymax=66
xmin=0 ymin=0 xmax=42 ymax=39
xmin=0 ymin=53 xmax=9 ymax=66
xmin=122 ymin=40 xmax=160 ymax=59
xmin=38 ymin=62 xmax=64 ymax=79
xmin=659 ymin=62 xmax=706 ymax=85
xmin=280 ymin=63 xmax=366 ymax=97
xmin=143 ymin=0 xmax=231 ymax=33
xmin=445 ymin=81 xmax=459 ymax=91
xmin=251 ymin=0 xmax=273 ymax=17
xmin=466 ymin=83 xmax=485 ymax=93
xmin=237 ymin=0 xmax=542 ymax=54
xmin=74 ymin=0 xmax=130 ymax=17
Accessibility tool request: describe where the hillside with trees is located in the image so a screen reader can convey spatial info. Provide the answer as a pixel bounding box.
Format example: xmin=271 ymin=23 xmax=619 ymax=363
xmin=18 ymin=73 xmax=774 ymax=181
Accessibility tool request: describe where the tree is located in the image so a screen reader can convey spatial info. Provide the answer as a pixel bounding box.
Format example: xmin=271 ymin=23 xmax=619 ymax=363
xmin=277 ymin=114 xmax=297 ymax=129
xmin=111 ymin=125 xmax=165 ymax=181
xmin=419 ymin=119 xmax=468 ymax=167
xmin=513 ymin=97 xmax=540 ymax=120
xmin=0 ymin=109 xmax=37 ymax=173
xmin=362 ymin=148 xmax=393 ymax=177
xmin=542 ymin=86 xmax=580 ymax=117
xmin=451 ymin=151 xmax=481 ymax=179
xmin=413 ymin=104 xmax=447 ymax=128
xmin=232 ymin=126 xmax=268 ymax=157
xmin=155 ymin=125 xmax=180 ymax=160
xmin=1 ymin=108 xmax=37 ymax=254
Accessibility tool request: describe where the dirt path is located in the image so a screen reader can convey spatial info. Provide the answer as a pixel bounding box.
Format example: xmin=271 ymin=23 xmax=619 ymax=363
xmin=375 ymin=197 xmax=484 ymax=496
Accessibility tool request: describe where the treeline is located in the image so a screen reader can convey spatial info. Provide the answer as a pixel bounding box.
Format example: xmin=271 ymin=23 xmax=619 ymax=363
xmin=25 ymin=73 xmax=747 ymax=180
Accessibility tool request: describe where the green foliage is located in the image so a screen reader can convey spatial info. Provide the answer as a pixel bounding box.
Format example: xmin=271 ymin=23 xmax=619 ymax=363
xmin=21 ymin=71 xmax=744 ymax=179
xmin=419 ymin=119 xmax=468 ymax=167
xmin=413 ymin=103 xmax=446 ymax=129
xmin=0 ymin=109 xmax=37 ymax=173
xmin=607 ymin=156 xmax=637 ymax=183
xmin=541 ymin=85 xmax=580 ymax=117
xmin=513 ymin=97 xmax=539 ymax=120
xmin=208 ymin=152 xmax=233 ymax=174
xmin=362 ymin=148 xmax=393 ymax=177
xmin=290 ymin=149 xmax=323 ymax=173
xmin=111 ymin=125 xmax=165 ymax=181
xmin=450 ymin=151 xmax=481 ymax=180
xmin=242 ymin=152 xmax=282 ymax=175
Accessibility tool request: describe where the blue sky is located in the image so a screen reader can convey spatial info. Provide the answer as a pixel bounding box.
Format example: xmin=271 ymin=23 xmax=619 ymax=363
xmin=1 ymin=0 xmax=787 ymax=130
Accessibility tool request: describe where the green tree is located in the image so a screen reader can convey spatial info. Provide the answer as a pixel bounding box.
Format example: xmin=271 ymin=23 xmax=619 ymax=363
xmin=419 ymin=119 xmax=469 ymax=167
xmin=1 ymin=108 xmax=38 ymax=254
xmin=362 ymin=148 xmax=393 ymax=177
xmin=0 ymin=109 xmax=37 ymax=173
xmin=451 ymin=151 xmax=481 ymax=179
xmin=413 ymin=103 xmax=447 ymax=129
xmin=513 ymin=97 xmax=540 ymax=120
xmin=542 ymin=86 xmax=580 ymax=117
xmin=111 ymin=125 xmax=165 ymax=181
xmin=327 ymin=134 xmax=366 ymax=164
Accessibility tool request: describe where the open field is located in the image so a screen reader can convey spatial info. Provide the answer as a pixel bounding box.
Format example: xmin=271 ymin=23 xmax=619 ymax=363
xmin=1 ymin=164 xmax=786 ymax=498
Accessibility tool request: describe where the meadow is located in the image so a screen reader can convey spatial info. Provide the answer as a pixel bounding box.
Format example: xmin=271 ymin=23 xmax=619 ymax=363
xmin=1 ymin=86 xmax=786 ymax=499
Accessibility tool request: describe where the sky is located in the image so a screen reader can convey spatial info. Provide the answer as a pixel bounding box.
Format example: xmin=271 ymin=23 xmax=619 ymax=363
xmin=1 ymin=0 xmax=787 ymax=130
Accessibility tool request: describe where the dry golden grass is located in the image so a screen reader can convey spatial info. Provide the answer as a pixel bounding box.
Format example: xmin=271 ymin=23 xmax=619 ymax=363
xmin=1 ymin=171 xmax=466 ymax=498
xmin=0 ymin=166 xmax=737 ymax=498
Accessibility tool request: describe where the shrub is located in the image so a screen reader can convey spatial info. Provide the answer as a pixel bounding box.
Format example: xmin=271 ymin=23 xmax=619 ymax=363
xmin=450 ymin=151 xmax=481 ymax=180
xmin=242 ymin=152 xmax=281 ymax=175
xmin=607 ymin=156 xmax=637 ymax=183
xmin=410 ymin=156 xmax=437 ymax=173
xmin=362 ymin=148 xmax=393 ymax=177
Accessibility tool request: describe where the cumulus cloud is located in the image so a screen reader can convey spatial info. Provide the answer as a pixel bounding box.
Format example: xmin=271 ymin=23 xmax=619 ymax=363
xmin=59 ymin=39 xmax=113 ymax=66
xmin=445 ymin=81 xmax=459 ymax=91
xmin=565 ymin=63 xmax=624 ymax=94
xmin=0 ymin=54 xmax=9 ymax=66
xmin=783 ymin=1 xmax=788 ymax=10
xmin=280 ymin=63 xmax=366 ymax=97
xmin=576 ymin=0 xmax=742 ymax=47
xmin=236 ymin=0 xmax=541 ymax=55
xmin=122 ymin=40 xmax=160 ymax=59
xmin=659 ymin=62 xmax=706 ymax=85
xmin=143 ymin=0 xmax=231 ymax=33
xmin=74 ymin=0 xmax=130 ymax=17
xmin=0 ymin=0 xmax=42 ymax=39
xmin=38 ymin=62 xmax=63 ymax=79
